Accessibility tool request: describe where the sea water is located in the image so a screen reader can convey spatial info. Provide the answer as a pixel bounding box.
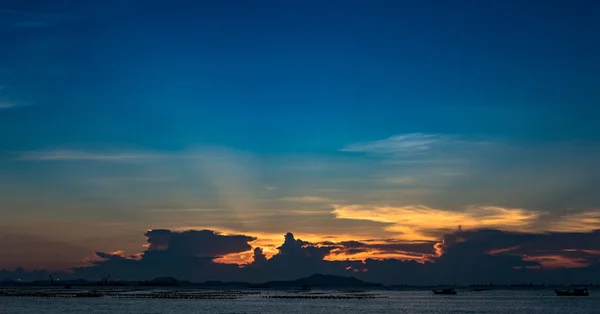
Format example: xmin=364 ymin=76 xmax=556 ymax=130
xmin=1 ymin=289 xmax=598 ymax=313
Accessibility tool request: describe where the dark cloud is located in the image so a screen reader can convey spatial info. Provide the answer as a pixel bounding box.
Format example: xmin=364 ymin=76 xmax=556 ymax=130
xmin=3 ymin=228 xmax=600 ymax=285
xmin=436 ymin=229 xmax=600 ymax=267
xmin=72 ymin=229 xmax=255 ymax=281
xmin=144 ymin=229 xmax=256 ymax=257
xmin=247 ymin=233 xmax=340 ymax=281
xmin=277 ymin=232 xmax=332 ymax=260
xmin=251 ymin=247 xmax=267 ymax=265
xmin=94 ymin=252 xmax=127 ymax=261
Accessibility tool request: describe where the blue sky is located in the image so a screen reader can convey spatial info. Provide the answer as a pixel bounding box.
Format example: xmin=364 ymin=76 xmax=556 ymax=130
xmin=2 ymin=0 xmax=599 ymax=152
xmin=1 ymin=0 xmax=600 ymax=271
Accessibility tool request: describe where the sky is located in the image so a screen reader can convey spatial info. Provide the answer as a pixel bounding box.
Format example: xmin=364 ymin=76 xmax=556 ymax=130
xmin=1 ymin=0 xmax=600 ymax=284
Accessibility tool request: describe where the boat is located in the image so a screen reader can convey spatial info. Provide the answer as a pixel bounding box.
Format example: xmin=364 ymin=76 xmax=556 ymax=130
xmin=432 ymin=288 xmax=457 ymax=295
xmin=555 ymin=288 xmax=589 ymax=296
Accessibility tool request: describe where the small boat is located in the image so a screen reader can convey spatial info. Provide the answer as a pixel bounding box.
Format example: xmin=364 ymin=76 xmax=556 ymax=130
xmin=555 ymin=288 xmax=589 ymax=296
xmin=300 ymin=284 xmax=311 ymax=291
xmin=432 ymin=288 xmax=457 ymax=295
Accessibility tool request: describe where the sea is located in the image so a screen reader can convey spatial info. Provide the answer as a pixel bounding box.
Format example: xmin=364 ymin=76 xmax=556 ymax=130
xmin=1 ymin=289 xmax=599 ymax=313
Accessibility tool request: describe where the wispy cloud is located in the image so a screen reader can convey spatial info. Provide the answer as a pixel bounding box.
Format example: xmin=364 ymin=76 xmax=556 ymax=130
xmin=16 ymin=150 xmax=199 ymax=162
xmin=91 ymin=176 xmax=174 ymax=185
xmin=340 ymin=133 xmax=491 ymax=166
xmin=547 ymin=211 xmax=600 ymax=232
xmin=0 ymin=101 xmax=17 ymax=110
xmin=0 ymin=86 xmax=30 ymax=110
xmin=149 ymin=208 xmax=222 ymax=213
xmin=332 ymin=204 xmax=540 ymax=240
xmin=264 ymin=186 xmax=278 ymax=191
xmin=0 ymin=86 xmax=19 ymax=110
xmin=280 ymin=196 xmax=337 ymax=203
xmin=341 ymin=133 xmax=441 ymax=155
xmin=0 ymin=9 xmax=77 ymax=29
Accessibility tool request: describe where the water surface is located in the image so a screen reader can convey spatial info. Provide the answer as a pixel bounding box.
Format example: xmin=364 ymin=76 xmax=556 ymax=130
xmin=1 ymin=289 xmax=598 ymax=313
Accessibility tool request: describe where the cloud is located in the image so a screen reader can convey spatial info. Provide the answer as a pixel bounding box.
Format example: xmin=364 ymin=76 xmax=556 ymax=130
xmin=332 ymin=204 xmax=540 ymax=240
xmin=337 ymin=134 xmax=600 ymax=217
xmin=341 ymin=133 xmax=442 ymax=155
xmin=279 ymin=196 xmax=337 ymax=203
xmin=434 ymin=235 xmax=541 ymax=284
xmin=144 ymin=229 xmax=255 ymax=257
xmin=94 ymin=251 xmax=127 ymax=261
xmin=341 ymin=133 xmax=490 ymax=161
xmin=91 ymin=176 xmax=173 ymax=185
xmin=0 ymin=102 xmax=17 ymax=109
xmin=240 ymin=232 xmax=343 ymax=281
xmin=339 ymin=133 xmax=495 ymax=169
xmin=72 ymin=229 xmax=255 ymax=281
xmin=0 ymin=86 xmax=26 ymax=110
xmin=436 ymin=229 xmax=600 ymax=269
xmin=3 ymin=228 xmax=600 ymax=285
xmin=546 ymin=211 xmax=600 ymax=232
xmin=324 ymin=239 xmax=437 ymax=261
xmin=0 ymin=9 xmax=77 ymax=29
xmin=276 ymin=232 xmax=332 ymax=260
xmin=15 ymin=150 xmax=200 ymax=162
xmin=264 ymin=186 xmax=278 ymax=191
xmin=251 ymin=247 xmax=267 ymax=265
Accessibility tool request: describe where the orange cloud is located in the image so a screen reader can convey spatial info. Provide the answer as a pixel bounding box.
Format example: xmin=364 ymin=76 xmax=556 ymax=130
xmin=547 ymin=211 xmax=600 ymax=232
xmin=523 ymin=255 xmax=590 ymax=268
xmin=173 ymin=208 xmax=600 ymax=268
xmin=213 ymin=251 xmax=253 ymax=265
xmin=326 ymin=249 xmax=429 ymax=262
xmin=332 ymin=205 xmax=540 ymax=240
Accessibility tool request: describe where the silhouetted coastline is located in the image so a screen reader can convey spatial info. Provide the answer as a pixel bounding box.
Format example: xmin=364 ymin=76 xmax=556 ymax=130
xmin=2 ymin=274 xmax=599 ymax=291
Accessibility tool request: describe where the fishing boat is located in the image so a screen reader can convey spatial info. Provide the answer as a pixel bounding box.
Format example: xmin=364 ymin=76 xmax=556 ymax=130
xmin=555 ymin=288 xmax=589 ymax=296
xmin=432 ymin=288 xmax=457 ymax=295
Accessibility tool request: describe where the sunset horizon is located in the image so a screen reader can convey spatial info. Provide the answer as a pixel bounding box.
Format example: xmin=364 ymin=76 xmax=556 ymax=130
xmin=2 ymin=0 xmax=600 ymax=290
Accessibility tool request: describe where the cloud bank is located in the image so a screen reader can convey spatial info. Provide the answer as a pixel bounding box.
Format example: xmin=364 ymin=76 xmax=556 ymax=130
xmin=3 ymin=228 xmax=600 ymax=285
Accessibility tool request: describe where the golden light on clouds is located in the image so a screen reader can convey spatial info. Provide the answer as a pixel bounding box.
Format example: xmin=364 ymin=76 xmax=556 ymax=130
xmin=171 ymin=207 xmax=600 ymax=269
xmin=199 ymin=226 xmax=436 ymax=265
xmin=332 ymin=205 xmax=540 ymax=240
xmin=325 ymin=249 xmax=429 ymax=262
xmin=213 ymin=251 xmax=254 ymax=265
xmin=523 ymin=255 xmax=589 ymax=268
xmin=547 ymin=211 xmax=600 ymax=232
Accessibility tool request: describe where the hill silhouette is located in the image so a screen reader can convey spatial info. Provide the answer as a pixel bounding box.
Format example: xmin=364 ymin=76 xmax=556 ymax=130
xmin=265 ymin=274 xmax=382 ymax=288
xmin=0 ymin=274 xmax=382 ymax=289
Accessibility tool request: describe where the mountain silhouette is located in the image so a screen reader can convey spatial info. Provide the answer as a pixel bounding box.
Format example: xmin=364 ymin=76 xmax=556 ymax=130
xmin=265 ymin=274 xmax=382 ymax=288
